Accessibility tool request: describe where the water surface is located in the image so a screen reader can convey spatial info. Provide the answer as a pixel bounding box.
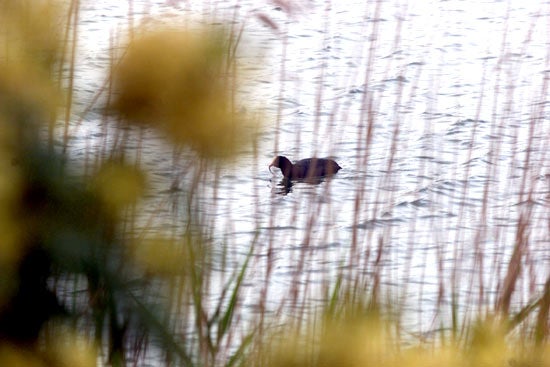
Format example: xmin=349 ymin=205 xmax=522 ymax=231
xmin=69 ymin=0 xmax=550 ymax=338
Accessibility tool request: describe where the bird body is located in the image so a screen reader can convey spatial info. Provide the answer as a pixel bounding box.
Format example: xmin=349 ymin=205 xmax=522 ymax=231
xmin=269 ymin=156 xmax=341 ymax=180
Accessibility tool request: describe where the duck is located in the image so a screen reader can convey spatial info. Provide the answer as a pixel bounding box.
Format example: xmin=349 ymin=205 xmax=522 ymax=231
xmin=269 ymin=155 xmax=341 ymax=180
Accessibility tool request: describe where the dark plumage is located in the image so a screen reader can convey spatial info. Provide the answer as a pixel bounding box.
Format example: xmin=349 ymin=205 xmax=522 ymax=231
xmin=269 ymin=156 xmax=341 ymax=180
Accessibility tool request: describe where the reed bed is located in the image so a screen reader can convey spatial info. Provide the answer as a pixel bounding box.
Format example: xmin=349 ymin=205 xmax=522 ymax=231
xmin=0 ymin=0 xmax=548 ymax=366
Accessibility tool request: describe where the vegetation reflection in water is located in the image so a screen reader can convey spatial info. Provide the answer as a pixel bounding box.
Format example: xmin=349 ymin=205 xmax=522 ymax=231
xmin=0 ymin=0 xmax=549 ymax=366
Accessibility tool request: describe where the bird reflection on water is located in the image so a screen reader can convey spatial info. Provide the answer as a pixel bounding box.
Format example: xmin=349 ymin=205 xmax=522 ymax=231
xmin=273 ymin=175 xmax=331 ymax=195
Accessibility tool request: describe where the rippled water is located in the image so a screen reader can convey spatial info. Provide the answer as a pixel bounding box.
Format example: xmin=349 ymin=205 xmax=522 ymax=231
xmin=69 ymin=0 xmax=549 ymax=337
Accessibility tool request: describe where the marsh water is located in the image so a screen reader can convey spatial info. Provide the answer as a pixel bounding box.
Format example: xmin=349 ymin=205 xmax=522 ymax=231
xmin=68 ymin=0 xmax=549 ymax=341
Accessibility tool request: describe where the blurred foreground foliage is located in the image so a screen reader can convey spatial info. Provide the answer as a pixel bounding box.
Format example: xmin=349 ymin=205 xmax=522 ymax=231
xmin=111 ymin=24 xmax=258 ymax=159
xmin=250 ymin=294 xmax=550 ymax=367
xmin=0 ymin=0 xmax=253 ymax=365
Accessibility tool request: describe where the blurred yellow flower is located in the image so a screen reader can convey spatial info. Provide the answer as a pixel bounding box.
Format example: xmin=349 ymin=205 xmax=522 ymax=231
xmin=0 ymin=55 xmax=60 ymax=126
xmin=0 ymin=1 xmax=63 ymax=68
xmin=92 ymin=162 xmax=146 ymax=212
xmin=466 ymin=317 xmax=509 ymax=367
xmin=111 ymin=26 xmax=258 ymax=158
xmin=0 ymin=344 xmax=45 ymax=367
xmin=0 ymin=0 xmax=63 ymax=127
xmin=399 ymin=346 xmax=462 ymax=367
xmin=45 ymin=329 xmax=98 ymax=367
xmin=131 ymin=236 xmax=188 ymax=276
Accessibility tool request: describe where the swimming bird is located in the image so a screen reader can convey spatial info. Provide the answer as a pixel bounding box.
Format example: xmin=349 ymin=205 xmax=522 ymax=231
xmin=269 ymin=156 xmax=341 ymax=180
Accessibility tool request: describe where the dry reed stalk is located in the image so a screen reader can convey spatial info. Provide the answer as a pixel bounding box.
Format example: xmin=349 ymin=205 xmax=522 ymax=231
xmin=349 ymin=0 xmax=382 ymax=287
xmin=61 ymin=0 xmax=80 ymax=154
